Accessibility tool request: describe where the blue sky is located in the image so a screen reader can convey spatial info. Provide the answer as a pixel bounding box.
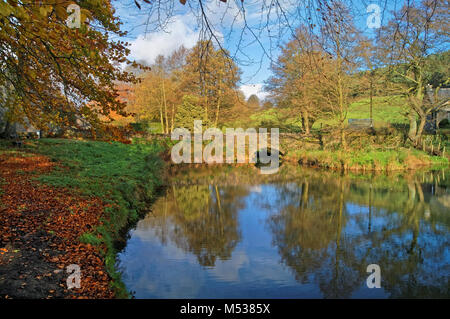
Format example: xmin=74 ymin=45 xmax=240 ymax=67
xmin=113 ymin=0 xmax=400 ymax=100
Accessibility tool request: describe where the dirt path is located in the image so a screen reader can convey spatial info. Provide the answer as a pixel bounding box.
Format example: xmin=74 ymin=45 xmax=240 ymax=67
xmin=0 ymin=151 xmax=114 ymax=298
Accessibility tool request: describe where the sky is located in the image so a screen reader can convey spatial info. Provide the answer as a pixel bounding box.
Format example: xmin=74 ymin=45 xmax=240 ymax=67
xmin=113 ymin=0 xmax=399 ymax=100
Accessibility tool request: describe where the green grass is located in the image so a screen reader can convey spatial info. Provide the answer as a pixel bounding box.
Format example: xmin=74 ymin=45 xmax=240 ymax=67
xmin=24 ymin=138 xmax=166 ymax=297
xmin=293 ymin=147 xmax=448 ymax=171
xmin=314 ymin=95 xmax=408 ymax=128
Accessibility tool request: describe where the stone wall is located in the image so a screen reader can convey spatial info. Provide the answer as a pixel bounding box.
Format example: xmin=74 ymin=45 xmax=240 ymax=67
xmin=425 ymin=88 xmax=450 ymax=133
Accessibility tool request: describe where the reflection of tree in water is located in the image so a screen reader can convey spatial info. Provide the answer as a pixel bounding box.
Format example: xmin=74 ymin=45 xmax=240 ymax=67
xmin=269 ymin=178 xmax=364 ymax=298
xmin=141 ymin=184 xmax=249 ymax=267
xmin=364 ymin=176 xmax=450 ymax=298
xmin=269 ymin=170 xmax=450 ymax=298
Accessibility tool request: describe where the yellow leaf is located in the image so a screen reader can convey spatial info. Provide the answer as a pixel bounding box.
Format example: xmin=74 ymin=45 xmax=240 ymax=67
xmin=39 ymin=5 xmax=52 ymax=17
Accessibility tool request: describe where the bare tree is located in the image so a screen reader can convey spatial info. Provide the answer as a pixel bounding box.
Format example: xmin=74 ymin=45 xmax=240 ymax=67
xmin=377 ymin=0 xmax=449 ymax=144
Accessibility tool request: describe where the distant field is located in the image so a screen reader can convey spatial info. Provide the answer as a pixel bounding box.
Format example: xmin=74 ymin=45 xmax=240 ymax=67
xmin=314 ymin=95 xmax=408 ymax=128
xmin=228 ymin=95 xmax=409 ymax=131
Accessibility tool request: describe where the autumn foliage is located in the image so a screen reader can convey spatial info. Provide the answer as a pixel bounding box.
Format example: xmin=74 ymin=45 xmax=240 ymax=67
xmin=0 ymin=152 xmax=113 ymax=298
xmin=0 ymin=0 xmax=138 ymax=133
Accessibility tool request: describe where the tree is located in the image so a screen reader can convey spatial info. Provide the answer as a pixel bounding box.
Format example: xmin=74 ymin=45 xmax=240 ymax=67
xmin=247 ymin=94 xmax=260 ymax=109
xmin=181 ymin=40 xmax=241 ymax=127
xmin=377 ymin=0 xmax=449 ymax=144
xmin=155 ymin=55 xmax=171 ymax=134
xmin=355 ymin=38 xmax=388 ymax=122
xmin=166 ymin=46 xmax=190 ymax=132
xmin=129 ymin=41 xmax=242 ymax=133
xmin=102 ymin=82 xmax=135 ymax=127
xmin=267 ymin=20 xmax=356 ymax=136
xmin=175 ymin=95 xmax=204 ymax=129
xmin=262 ymin=100 xmax=274 ymax=109
xmin=0 ymin=0 xmax=138 ymax=133
xmin=131 ymin=72 xmax=163 ymax=130
xmin=317 ymin=2 xmax=360 ymax=148
xmin=267 ymin=27 xmax=323 ymax=134
xmin=130 ymin=47 xmax=188 ymax=133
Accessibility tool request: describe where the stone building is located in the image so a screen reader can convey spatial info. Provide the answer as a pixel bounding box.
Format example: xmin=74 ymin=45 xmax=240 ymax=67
xmin=425 ymin=88 xmax=450 ymax=133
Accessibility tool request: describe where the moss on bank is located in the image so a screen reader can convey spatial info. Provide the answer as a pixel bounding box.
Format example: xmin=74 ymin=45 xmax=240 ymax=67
xmin=6 ymin=138 xmax=166 ymax=298
xmin=289 ymin=147 xmax=449 ymax=171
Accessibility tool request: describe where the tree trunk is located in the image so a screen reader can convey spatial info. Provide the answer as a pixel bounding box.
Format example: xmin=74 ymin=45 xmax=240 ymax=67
xmin=159 ymin=102 xmax=164 ymax=134
xmin=335 ymin=28 xmax=347 ymax=151
xmin=415 ymin=114 xmax=427 ymax=144
xmin=171 ymin=103 xmax=175 ymax=132
xmin=0 ymin=120 xmax=9 ymax=138
xmin=162 ymin=79 xmax=169 ymax=134
xmin=408 ymin=112 xmax=417 ymax=143
xmin=215 ymin=79 xmax=222 ymax=127
xmin=370 ymin=79 xmax=373 ymax=121
xmin=340 ymin=128 xmax=347 ymax=150
xmin=408 ymin=74 xmax=425 ymax=145
xmin=215 ymin=96 xmax=221 ymax=128
xmin=204 ymin=95 xmax=209 ymax=125
xmin=302 ymin=111 xmax=310 ymax=135
xmin=0 ymin=120 xmax=16 ymax=139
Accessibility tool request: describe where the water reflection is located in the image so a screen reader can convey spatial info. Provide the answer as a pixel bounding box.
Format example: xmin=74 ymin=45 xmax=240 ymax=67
xmin=139 ymin=184 xmax=246 ymax=267
xmin=118 ymin=166 xmax=450 ymax=298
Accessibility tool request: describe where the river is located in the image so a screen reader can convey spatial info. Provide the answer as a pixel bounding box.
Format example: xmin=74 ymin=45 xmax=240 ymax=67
xmin=117 ymin=165 xmax=450 ymax=298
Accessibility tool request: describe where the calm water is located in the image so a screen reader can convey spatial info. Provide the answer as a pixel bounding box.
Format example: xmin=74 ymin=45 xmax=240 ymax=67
xmin=117 ymin=165 xmax=450 ymax=298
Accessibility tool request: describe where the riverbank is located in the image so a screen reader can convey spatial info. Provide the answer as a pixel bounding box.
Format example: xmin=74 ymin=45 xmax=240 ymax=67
xmin=0 ymin=139 xmax=165 ymax=298
xmin=286 ymin=147 xmax=449 ymax=171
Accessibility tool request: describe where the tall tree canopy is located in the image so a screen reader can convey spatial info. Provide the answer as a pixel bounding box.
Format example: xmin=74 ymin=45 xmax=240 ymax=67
xmin=181 ymin=40 xmax=241 ymax=126
xmin=267 ymin=2 xmax=360 ymax=141
xmin=0 ymin=0 xmax=137 ymax=133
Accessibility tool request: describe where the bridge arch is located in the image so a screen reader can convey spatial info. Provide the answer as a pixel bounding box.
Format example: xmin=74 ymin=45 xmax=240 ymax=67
xmin=252 ymin=148 xmax=285 ymax=164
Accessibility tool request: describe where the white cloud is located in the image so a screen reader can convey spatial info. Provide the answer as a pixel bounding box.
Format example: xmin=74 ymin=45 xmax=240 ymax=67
xmin=240 ymin=84 xmax=269 ymax=101
xmin=129 ymin=16 xmax=199 ymax=65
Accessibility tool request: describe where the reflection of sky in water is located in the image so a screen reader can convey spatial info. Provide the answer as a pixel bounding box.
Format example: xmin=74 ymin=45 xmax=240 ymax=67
xmin=118 ymin=186 xmax=323 ymax=298
xmin=117 ymin=170 xmax=450 ymax=299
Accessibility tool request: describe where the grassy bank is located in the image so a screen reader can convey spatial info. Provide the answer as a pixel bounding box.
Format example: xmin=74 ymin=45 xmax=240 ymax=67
xmin=314 ymin=96 xmax=408 ymax=128
xmin=7 ymin=138 xmax=166 ymax=297
xmin=289 ymin=147 xmax=448 ymax=171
